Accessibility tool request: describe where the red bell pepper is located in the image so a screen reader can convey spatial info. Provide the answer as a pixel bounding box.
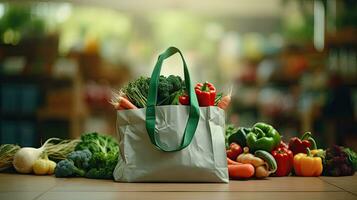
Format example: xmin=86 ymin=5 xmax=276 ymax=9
xmin=271 ymin=147 xmax=294 ymax=176
xmin=195 ymin=82 xmax=216 ymax=107
xmin=288 ymin=132 xmax=317 ymax=155
xmin=179 ymin=94 xmax=189 ymax=105
xmin=277 ymin=141 xmax=289 ymax=149
xmin=226 ymin=143 xmax=243 ymax=161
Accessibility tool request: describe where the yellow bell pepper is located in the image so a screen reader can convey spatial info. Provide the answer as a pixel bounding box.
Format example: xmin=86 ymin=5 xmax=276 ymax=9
xmin=310 ymin=149 xmax=324 ymax=156
xmin=294 ymin=148 xmax=323 ymax=177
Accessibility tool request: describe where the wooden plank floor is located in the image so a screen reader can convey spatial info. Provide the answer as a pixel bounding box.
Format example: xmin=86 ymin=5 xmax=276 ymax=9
xmin=0 ymin=173 xmax=356 ymax=200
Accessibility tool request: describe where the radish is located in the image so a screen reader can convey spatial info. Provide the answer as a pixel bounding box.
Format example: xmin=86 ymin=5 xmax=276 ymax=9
xmin=13 ymin=138 xmax=58 ymax=174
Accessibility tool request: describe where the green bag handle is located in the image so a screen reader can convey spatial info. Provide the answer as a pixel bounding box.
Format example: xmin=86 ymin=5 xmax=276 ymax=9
xmin=146 ymin=46 xmax=200 ymax=152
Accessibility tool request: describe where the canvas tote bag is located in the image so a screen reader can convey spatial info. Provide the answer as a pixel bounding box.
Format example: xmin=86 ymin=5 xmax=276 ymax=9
xmin=113 ymin=47 xmax=228 ymax=182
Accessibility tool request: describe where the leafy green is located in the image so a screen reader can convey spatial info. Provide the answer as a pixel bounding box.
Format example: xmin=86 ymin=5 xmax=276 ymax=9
xmin=85 ymin=152 xmax=118 ymax=179
xmin=343 ymin=147 xmax=357 ymax=172
xmin=225 ymin=124 xmax=238 ymax=148
xmin=0 ymin=144 xmax=20 ymax=171
xmin=75 ymin=132 xmax=120 ymax=180
xmin=55 ymin=133 xmax=120 ymax=179
xmin=323 ymin=145 xmax=355 ymax=176
xmin=122 ymin=76 xmax=149 ymax=108
xmin=75 ymin=132 xmax=119 ymax=155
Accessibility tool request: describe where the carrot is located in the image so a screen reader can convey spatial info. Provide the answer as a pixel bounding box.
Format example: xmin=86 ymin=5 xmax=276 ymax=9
xmin=109 ymin=101 xmax=123 ymax=110
xmin=217 ymin=95 xmax=231 ymax=110
xmin=228 ymin=163 xmax=255 ymax=179
xmin=110 ymin=90 xmax=137 ymax=110
xmin=227 ymin=157 xmax=240 ymax=165
xmin=118 ymin=96 xmax=137 ymax=109
xmin=217 ymin=85 xmax=232 ymax=110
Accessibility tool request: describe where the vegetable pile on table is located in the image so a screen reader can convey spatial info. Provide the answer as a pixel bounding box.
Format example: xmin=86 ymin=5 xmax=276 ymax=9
xmin=0 ymin=73 xmax=356 ymax=182
xmin=225 ymin=122 xmax=357 ymax=180
xmin=0 ymin=132 xmax=119 ymax=180
xmin=10 ymin=138 xmax=79 ymax=175
xmin=55 ymin=132 xmax=119 ymax=179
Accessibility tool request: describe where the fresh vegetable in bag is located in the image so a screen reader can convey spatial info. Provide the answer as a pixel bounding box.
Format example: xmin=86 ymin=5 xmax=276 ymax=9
xmin=194 ymin=82 xmax=216 ymax=107
xmin=120 ymin=75 xmax=184 ymax=108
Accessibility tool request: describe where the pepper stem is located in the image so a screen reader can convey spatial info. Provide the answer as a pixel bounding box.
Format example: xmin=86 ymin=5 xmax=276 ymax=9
xmin=308 ymin=138 xmax=317 ymax=149
xmin=201 ymin=82 xmax=210 ymax=92
xmin=306 ymin=147 xmax=311 ymax=157
xmin=243 ymin=147 xmax=250 ymax=154
xmin=301 ymin=132 xmax=312 ymax=140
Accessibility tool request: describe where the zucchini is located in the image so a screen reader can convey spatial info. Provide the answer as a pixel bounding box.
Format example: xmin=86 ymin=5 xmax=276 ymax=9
xmin=254 ymin=150 xmax=277 ymax=173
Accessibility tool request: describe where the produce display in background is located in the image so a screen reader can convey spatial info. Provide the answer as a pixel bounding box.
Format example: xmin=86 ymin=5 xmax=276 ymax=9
xmin=225 ymin=122 xmax=357 ymax=180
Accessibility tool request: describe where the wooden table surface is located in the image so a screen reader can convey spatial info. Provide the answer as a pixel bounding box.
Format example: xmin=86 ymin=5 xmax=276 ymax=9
xmin=0 ymin=173 xmax=356 ymax=200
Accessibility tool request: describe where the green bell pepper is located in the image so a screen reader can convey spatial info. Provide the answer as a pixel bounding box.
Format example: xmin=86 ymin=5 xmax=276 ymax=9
xmin=246 ymin=122 xmax=281 ymax=152
xmin=228 ymin=127 xmax=251 ymax=148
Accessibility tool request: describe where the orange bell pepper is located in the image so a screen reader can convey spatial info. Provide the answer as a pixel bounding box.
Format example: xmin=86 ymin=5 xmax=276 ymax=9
xmin=293 ymin=148 xmax=323 ymax=177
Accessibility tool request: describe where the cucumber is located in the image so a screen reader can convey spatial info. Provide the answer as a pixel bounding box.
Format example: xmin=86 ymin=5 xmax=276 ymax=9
xmin=254 ymin=150 xmax=277 ymax=173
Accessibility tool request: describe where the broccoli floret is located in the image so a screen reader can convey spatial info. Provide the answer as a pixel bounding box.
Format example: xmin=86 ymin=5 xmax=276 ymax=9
xmin=85 ymin=166 xmax=114 ymax=179
xmin=55 ymin=159 xmax=86 ymax=177
xmin=122 ymin=75 xmax=184 ymax=107
xmin=138 ymin=76 xmax=150 ymax=97
xmin=74 ymin=132 xmax=119 ymax=180
xmin=157 ymin=75 xmax=171 ymax=103
xmin=167 ymin=75 xmax=183 ymax=93
xmin=156 ymin=75 xmax=185 ymax=105
xmin=67 ymin=149 xmax=92 ymax=169
xmin=85 ymin=152 xmax=118 ymax=179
